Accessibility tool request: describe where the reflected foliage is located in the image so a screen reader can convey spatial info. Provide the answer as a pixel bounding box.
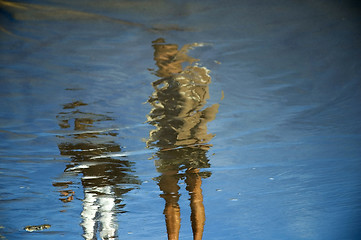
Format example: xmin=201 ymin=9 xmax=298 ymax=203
xmin=147 ymin=38 xmax=219 ymax=240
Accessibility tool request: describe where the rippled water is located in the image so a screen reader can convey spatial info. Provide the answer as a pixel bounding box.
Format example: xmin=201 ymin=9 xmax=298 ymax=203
xmin=1 ymin=0 xmax=361 ymax=239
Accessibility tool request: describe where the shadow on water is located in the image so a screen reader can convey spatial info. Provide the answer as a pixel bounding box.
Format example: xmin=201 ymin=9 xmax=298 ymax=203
xmin=146 ymin=38 xmax=219 ymax=240
xmin=53 ymin=100 xmax=140 ymax=240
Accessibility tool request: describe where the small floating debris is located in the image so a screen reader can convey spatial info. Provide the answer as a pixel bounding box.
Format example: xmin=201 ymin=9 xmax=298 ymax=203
xmin=24 ymin=224 xmax=51 ymax=232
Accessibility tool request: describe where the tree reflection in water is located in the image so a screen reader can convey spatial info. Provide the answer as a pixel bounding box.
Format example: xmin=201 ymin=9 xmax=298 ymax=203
xmin=147 ymin=38 xmax=219 ymax=240
xmin=53 ymin=100 xmax=140 ymax=240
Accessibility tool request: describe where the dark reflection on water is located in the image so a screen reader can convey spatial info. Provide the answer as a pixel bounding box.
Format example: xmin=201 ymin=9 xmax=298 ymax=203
xmin=53 ymin=99 xmax=140 ymax=240
xmin=146 ymin=38 xmax=219 ymax=240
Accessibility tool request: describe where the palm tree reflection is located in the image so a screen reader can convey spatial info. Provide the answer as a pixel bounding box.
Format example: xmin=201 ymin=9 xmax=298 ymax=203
xmin=147 ymin=38 xmax=219 ymax=240
xmin=54 ymin=100 xmax=139 ymax=240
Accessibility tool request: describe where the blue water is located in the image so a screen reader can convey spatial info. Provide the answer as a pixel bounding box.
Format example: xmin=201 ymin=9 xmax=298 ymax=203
xmin=1 ymin=0 xmax=361 ymax=239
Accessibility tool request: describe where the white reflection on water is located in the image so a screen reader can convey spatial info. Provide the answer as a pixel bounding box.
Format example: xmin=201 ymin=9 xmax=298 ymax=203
xmin=81 ymin=186 xmax=117 ymax=240
xmin=53 ymin=100 xmax=140 ymax=240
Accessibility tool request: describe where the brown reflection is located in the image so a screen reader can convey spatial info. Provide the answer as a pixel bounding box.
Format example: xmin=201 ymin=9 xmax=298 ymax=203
xmin=54 ymin=100 xmax=140 ymax=240
xmin=147 ymin=38 xmax=219 ymax=240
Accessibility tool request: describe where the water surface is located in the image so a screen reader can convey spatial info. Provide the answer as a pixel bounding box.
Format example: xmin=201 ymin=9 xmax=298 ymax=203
xmin=1 ymin=0 xmax=361 ymax=239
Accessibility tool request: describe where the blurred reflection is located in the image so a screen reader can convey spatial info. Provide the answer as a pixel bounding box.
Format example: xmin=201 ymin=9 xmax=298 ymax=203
xmin=54 ymin=100 xmax=139 ymax=240
xmin=147 ymin=38 xmax=219 ymax=240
